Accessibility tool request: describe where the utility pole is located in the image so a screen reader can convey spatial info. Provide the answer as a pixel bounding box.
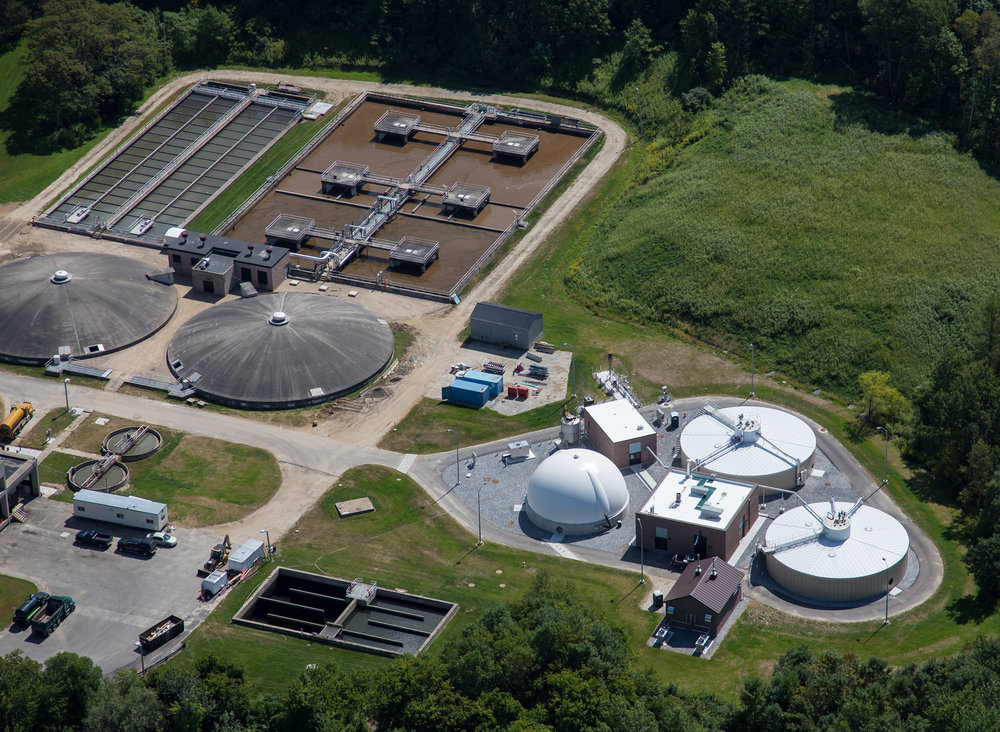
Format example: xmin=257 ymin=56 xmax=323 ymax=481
xmin=877 ymin=426 xmax=889 ymax=485
xmin=749 ymin=343 xmax=755 ymax=397
xmin=636 ymin=86 xmax=644 ymax=139
xmin=637 ymin=517 xmax=645 ymax=585
xmin=446 ymin=428 xmax=460 ymax=486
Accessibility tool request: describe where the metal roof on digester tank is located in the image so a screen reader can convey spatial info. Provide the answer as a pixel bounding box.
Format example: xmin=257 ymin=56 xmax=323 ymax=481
xmin=679 ymin=406 xmax=816 ymax=478
xmin=765 ymin=502 xmax=909 ymax=580
xmin=0 ymin=253 xmax=177 ymax=363
xmin=166 ymin=292 xmax=394 ymax=406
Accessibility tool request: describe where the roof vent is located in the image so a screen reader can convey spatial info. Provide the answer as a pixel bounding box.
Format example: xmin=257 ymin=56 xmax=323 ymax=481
xmin=198 ymin=234 xmax=206 ymax=248
xmin=694 ymin=565 xmax=702 ymax=575
xmin=51 ymin=269 xmax=72 ymax=284
xmin=269 ymin=311 xmax=289 ymax=326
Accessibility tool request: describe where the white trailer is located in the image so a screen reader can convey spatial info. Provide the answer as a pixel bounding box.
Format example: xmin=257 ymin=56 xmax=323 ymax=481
xmin=201 ymin=569 xmax=228 ymax=598
xmin=228 ymin=538 xmax=265 ymax=573
xmin=72 ymin=489 xmax=168 ymax=531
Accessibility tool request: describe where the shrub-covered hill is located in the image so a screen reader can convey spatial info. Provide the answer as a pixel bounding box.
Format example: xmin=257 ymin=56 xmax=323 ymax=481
xmin=571 ymin=76 xmax=1000 ymax=395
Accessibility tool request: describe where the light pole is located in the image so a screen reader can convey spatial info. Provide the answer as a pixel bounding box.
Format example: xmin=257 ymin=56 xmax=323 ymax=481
xmin=882 ymin=556 xmax=891 ymax=626
xmin=876 ymin=426 xmax=889 ymax=485
xmin=563 ymin=343 xmax=576 ymax=400
xmin=259 ymin=529 xmax=271 ymax=560
xmin=637 ymin=516 xmax=646 ymax=585
xmin=446 ymin=428 xmax=460 ymax=486
xmin=749 ymin=343 xmax=755 ymax=397
xmin=476 ymin=483 xmax=483 ymax=547
xmin=63 ymin=378 xmax=71 ymax=412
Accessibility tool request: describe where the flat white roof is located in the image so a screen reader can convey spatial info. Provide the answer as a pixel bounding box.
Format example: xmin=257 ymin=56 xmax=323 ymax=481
xmin=638 ymin=469 xmax=755 ymax=530
xmin=74 ymin=488 xmax=166 ymax=514
xmin=230 ymin=538 xmax=265 ymax=563
xmin=585 ymin=399 xmax=655 ymax=444
xmin=765 ymin=502 xmax=909 ymax=579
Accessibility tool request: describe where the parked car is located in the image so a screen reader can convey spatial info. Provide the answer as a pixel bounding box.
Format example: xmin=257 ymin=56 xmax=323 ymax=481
xmin=75 ymin=529 xmax=113 ymax=549
xmin=146 ymin=531 xmax=177 ymax=548
xmin=117 ymin=536 xmax=157 ymax=557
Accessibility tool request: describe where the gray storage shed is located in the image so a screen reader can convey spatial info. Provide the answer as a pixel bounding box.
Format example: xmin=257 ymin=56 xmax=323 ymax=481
xmin=469 ymin=302 xmax=543 ymax=349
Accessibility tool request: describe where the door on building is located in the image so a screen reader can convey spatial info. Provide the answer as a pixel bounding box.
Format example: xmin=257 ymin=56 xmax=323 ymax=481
xmin=654 ymin=527 xmax=669 ymax=551
xmin=693 ymin=533 xmax=705 ymax=558
xmin=203 ymin=280 xmax=214 ymax=294
xmin=628 ymin=442 xmax=642 ymax=465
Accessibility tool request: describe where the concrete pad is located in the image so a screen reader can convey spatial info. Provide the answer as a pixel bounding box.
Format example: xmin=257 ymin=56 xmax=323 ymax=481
xmin=335 ymin=497 xmax=374 ymax=517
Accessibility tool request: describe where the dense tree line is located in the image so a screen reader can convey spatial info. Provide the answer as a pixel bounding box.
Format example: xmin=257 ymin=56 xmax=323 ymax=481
xmin=5 ymin=578 xmax=1000 ymax=730
xmin=7 ymin=0 xmax=1000 ymax=161
xmin=909 ymin=294 xmax=1000 ymax=602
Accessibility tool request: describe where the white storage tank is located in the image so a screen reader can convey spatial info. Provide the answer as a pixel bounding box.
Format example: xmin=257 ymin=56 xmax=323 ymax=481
xmin=560 ymin=415 xmax=581 ymax=446
xmin=680 ymin=405 xmax=816 ymax=489
xmin=763 ymin=501 xmax=909 ymax=602
xmin=228 ymin=538 xmax=265 ymax=573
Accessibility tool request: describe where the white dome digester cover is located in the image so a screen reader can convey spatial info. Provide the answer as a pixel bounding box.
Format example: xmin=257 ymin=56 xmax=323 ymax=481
xmin=525 ymin=448 xmax=629 ymax=535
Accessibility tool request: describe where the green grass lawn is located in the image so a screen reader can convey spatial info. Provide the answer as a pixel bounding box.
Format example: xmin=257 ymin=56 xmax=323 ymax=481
xmin=177 ymin=458 xmax=982 ymax=699
xmin=379 ymin=398 xmax=568 ymax=452
xmin=182 ymin=465 xmax=653 ymax=693
xmin=46 ymin=413 xmax=280 ymax=526
xmin=37 ymin=451 xmax=78 ymax=499
xmin=14 ymin=407 xmax=77 ymax=450
xmin=0 ymin=575 xmax=39 ymax=627
xmin=567 ymin=76 xmax=1000 ymax=395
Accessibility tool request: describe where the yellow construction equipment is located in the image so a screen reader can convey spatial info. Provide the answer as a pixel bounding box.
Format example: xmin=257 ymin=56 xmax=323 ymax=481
xmin=203 ymin=535 xmax=231 ymax=573
xmin=0 ymin=402 xmax=33 ymax=442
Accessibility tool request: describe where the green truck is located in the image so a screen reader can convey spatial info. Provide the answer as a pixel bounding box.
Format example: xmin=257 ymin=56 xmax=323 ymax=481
xmin=30 ymin=595 xmax=75 ymax=637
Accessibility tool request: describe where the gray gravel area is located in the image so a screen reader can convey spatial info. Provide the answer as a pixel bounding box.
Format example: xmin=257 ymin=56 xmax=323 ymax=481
xmin=446 ymin=436 xmax=654 ymax=555
xmin=443 ymin=405 xmax=869 ymax=571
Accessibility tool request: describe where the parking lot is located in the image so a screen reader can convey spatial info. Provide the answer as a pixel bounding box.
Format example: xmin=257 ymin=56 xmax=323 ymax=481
xmin=0 ymin=496 xmax=219 ymax=671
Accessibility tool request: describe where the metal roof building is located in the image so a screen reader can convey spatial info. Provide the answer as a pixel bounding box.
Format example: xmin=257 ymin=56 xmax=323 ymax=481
xmin=0 ymin=253 xmax=177 ymax=364
xmin=762 ymin=500 xmax=909 ymax=603
xmin=679 ymin=405 xmax=816 ymax=489
xmin=662 ymin=557 xmax=744 ymax=635
xmin=469 ymin=302 xmax=543 ymax=350
xmin=166 ymin=292 xmax=394 ymax=409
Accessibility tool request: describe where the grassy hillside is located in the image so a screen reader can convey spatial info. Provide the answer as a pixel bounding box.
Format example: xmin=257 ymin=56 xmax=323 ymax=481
xmin=571 ymin=76 xmax=1000 ymax=394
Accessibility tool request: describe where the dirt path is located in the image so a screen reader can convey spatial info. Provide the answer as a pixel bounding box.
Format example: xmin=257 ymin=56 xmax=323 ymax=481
xmin=7 ymin=72 xmax=627 ymax=449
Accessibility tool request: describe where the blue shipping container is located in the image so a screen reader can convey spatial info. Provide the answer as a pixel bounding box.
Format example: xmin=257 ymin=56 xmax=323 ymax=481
xmin=442 ymin=378 xmax=489 ymax=407
xmin=460 ymin=370 xmax=504 ymax=398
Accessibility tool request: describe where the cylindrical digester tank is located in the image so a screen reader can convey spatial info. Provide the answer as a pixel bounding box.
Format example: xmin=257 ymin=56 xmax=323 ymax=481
xmin=763 ymin=501 xmax=909 ymax=602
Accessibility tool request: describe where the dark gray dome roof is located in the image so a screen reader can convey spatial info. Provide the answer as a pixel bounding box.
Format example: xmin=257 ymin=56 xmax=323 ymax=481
xmin=167 ymin=293 xmax=394 ymax=408
xmin=0 ymin=253 xmax=177 ymax=364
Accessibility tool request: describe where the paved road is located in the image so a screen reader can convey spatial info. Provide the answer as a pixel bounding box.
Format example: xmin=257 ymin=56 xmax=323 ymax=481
xmin=0 ymin=368 xmax=944 ymax=674
xmin=0 ymin=371 xmax=400 ymax=540
xmin=0 ymin=498 xmax=212 ymax=672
